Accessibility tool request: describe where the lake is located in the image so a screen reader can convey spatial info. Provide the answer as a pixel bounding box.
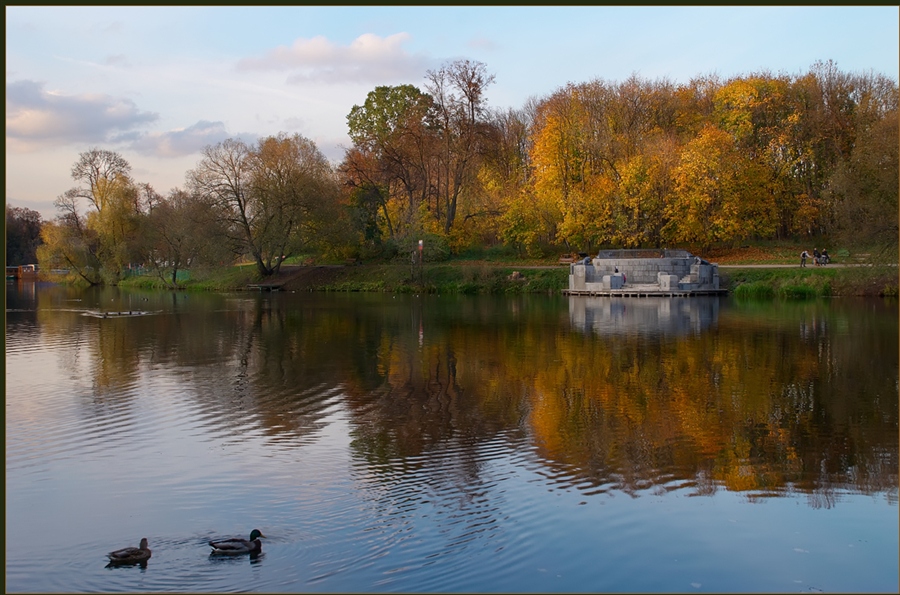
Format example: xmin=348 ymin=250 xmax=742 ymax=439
xmin=5 ymin=282 xmax=898 ymax=593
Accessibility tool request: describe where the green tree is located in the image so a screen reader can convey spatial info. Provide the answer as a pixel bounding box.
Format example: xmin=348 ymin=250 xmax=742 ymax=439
xmin=345 ymin=84 xmax=436 ymax=239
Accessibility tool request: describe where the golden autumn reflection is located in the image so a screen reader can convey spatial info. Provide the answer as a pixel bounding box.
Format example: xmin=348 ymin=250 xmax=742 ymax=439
xmin=22 ymin=288 xmax=898 ymax=505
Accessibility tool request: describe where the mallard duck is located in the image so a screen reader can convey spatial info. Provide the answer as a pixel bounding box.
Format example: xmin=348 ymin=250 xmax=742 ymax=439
xmin=107 ymin=538 xmax=152 ymax=564
xmin=209 ymin=529 xmax=265 ymax=555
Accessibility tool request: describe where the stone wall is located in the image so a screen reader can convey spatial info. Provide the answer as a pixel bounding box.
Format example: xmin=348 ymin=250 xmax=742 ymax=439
xmin=568 ymin=250 xmax=719 ymax=291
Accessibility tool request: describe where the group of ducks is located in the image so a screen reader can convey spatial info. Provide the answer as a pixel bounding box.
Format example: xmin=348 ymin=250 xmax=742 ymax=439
xmin=106 ymin=530 xmax=266 ymax=565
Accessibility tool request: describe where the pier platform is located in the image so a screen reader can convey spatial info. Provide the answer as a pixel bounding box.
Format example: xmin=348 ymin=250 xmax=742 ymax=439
xmin=564 ymin=283 xmax=727 ymax=297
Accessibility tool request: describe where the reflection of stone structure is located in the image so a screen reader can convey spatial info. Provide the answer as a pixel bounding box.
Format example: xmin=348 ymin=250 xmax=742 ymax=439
xmin=569 ymin=295 xmax=720 ymax=337
xmin=566 ymin=249 xmax=725 ymax=296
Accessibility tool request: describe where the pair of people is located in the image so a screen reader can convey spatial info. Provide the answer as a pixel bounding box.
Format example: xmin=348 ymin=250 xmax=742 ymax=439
xmin=802 ymin=248 xmax=829 ymax=267
xmin=813 ymin=248 xmax=829 ymax=266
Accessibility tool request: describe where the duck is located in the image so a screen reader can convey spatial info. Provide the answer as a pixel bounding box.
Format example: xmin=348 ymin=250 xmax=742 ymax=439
xmin=209 ymin=529 xmax=265 ymax=555
xmin=107 ymin=537 xmax=152 ymax=565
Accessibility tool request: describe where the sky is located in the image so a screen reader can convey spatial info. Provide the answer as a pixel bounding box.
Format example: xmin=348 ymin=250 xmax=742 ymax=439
xmin=6 ymin=6 xmax=899 ymax=220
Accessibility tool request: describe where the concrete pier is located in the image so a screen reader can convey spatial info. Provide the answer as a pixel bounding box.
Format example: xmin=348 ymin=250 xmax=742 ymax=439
xmin=565 ymin=249 xmax=726 ymax=296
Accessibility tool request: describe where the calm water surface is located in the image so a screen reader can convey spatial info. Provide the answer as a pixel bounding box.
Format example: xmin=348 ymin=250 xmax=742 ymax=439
xmin=6 ymin=282 xmax=898 ymax=593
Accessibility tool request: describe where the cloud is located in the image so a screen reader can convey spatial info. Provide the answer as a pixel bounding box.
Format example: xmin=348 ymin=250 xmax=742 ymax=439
xmin=235 ymin=32 xmax=430 ymax=84
xmin=468 ymin=36 xmax=498 ymax=51
xmin=122 ymin=120 xmax=233 ymax=157
xmin=5 ymin=79 xmax=158 ymax=150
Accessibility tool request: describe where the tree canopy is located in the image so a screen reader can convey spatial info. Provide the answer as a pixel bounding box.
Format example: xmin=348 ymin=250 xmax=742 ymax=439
xmin=35 ymin=60 xmax=899 ymax=284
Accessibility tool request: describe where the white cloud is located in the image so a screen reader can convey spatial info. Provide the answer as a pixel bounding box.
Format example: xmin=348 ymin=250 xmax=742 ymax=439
xmin=468 ymin=36 xmax=498 ymax=52
xmin=124 ymin=120 xmax=239 ymax=157
xmin=5 ymin=79 xmax=158 ymax=151
xmin=235 ymin=32 xmax=431 ymax=84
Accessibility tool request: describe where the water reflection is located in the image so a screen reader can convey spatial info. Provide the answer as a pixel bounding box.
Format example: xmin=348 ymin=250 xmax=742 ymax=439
xmin=7 ymin=287 xmax=898 ymax=509
xmin=568 ymin=295 xmax=720 ymax=337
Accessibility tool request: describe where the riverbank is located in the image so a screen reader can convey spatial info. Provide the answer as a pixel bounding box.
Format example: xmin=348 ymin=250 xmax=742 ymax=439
xmin=111 ymin=260 xmax=897 ymax=298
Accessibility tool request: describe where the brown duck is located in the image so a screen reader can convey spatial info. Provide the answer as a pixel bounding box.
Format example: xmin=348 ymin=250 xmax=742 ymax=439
xmin=107 ymin=538 xmax=152 ymax=564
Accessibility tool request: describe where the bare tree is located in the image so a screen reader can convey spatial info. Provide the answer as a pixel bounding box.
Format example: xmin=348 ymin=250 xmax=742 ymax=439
xmin=189 ymin=135 xmax=337 ymax=276
xmin=425 ymin=59 xmax=496 ymax=234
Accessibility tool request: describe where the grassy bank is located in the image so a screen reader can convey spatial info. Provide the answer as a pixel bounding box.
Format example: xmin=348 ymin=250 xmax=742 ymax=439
xmin=302 ymin=263 xmax=569 ymax=295
xmin=105 ymin=260 xmax=899 ymax=298
xmin=110 ymin=262 xmax=569 ymax=295
xmin=720 ymin=265 xmax=898 ymax=299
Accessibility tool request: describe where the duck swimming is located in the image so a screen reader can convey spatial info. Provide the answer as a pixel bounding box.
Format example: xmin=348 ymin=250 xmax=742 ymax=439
xmin=107 ymin=538 xmax=152 ymax=565
xmin=209 ymin=529 xmax=265 ymax=555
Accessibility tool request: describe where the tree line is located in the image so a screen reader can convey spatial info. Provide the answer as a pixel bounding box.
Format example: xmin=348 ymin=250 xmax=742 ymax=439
xmin=16 ymin=58 xmax=897 ymax=285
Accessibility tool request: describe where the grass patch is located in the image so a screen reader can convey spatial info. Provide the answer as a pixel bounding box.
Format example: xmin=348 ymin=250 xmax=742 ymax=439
xmin=722 ymin=265 xmax=900 ymax=299
xmin=777 ymin=283 xmax=820 ymax=299
xmin=725 ymin=267 xmax=835 ymax=300
xmin=315 ymin=263 xmax=568 ymax=294
xmin=828 ymin=265 xmax=899 ymax=297
xmin=732 ymin=282 xmax=775 ymax=299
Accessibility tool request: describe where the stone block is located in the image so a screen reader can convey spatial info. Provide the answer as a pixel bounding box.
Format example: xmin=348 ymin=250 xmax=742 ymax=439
xmin=659 ymin=274 xmax=679 ymax=291
xmin=603 ymin=274 xmax=624 ymax=289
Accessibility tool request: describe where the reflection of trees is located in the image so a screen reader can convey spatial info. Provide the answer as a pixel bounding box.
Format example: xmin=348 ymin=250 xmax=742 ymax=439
xmin=27 ymin=289 xmax=898 ymax=506
xmin=339 ymin=296 xmax=897 ymax=506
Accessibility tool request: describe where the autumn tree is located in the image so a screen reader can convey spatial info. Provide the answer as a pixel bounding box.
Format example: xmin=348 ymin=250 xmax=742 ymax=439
xmin=425 ymin=59 xmax=496 ymax=238
xmin=826 ymin=108 xmax=899 ymax=261
xmin=613 ymin=135 xmax=679 ymax=247
xmin=37 ymin=149 xmax=143 ymax=284
xmin=461 ymin=106 xmax=531 ymax=251
xmin=664 ymin=124 xmax=775 ymax=249
xmin=342 ymin=61 xmax=897 ymax=254
xmin=88 ymin=176 xmax=143 ymax=279
xmin=37 ymin=196 xmax=102 ymax=285
xmin=344 ymin=84 xmax=436 ymax=242
xmin=139 ymin=188 xmax=232 ymax=288
xmin=527 ymin=85 xmax=588 ymax=251
xmin=69 ymin=148 xmax=132 ymax=212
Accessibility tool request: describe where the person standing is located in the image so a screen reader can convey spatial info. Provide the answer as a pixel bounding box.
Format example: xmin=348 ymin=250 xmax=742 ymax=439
xmin=800 ymin=250 xmax=809 ymax=267
xmin=813 ymin=248 xmax=821 ymax=266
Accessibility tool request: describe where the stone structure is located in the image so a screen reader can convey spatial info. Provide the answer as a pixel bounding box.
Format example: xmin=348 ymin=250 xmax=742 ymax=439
xmin=566 ymin=249 xmax=724 ymax=296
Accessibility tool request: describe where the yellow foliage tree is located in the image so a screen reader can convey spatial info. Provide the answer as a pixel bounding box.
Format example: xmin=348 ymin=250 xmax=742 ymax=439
xmin=665 ymin=125 xmax=776 ymax=248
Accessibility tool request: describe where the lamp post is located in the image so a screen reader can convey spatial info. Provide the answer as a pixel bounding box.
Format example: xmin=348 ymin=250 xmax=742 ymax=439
xmin=418 ymin=240 xmax=424 ymax=285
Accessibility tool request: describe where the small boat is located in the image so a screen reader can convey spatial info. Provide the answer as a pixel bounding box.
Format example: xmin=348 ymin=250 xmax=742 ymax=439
xmin=209 ymin=529 xmax=265 ymax=555
xmin=107 ymin=538 xmax=152 ymax=565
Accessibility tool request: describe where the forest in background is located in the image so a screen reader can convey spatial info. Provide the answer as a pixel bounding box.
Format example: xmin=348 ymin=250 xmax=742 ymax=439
xmin=7 ymin=59 xmax=897 ymax=287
